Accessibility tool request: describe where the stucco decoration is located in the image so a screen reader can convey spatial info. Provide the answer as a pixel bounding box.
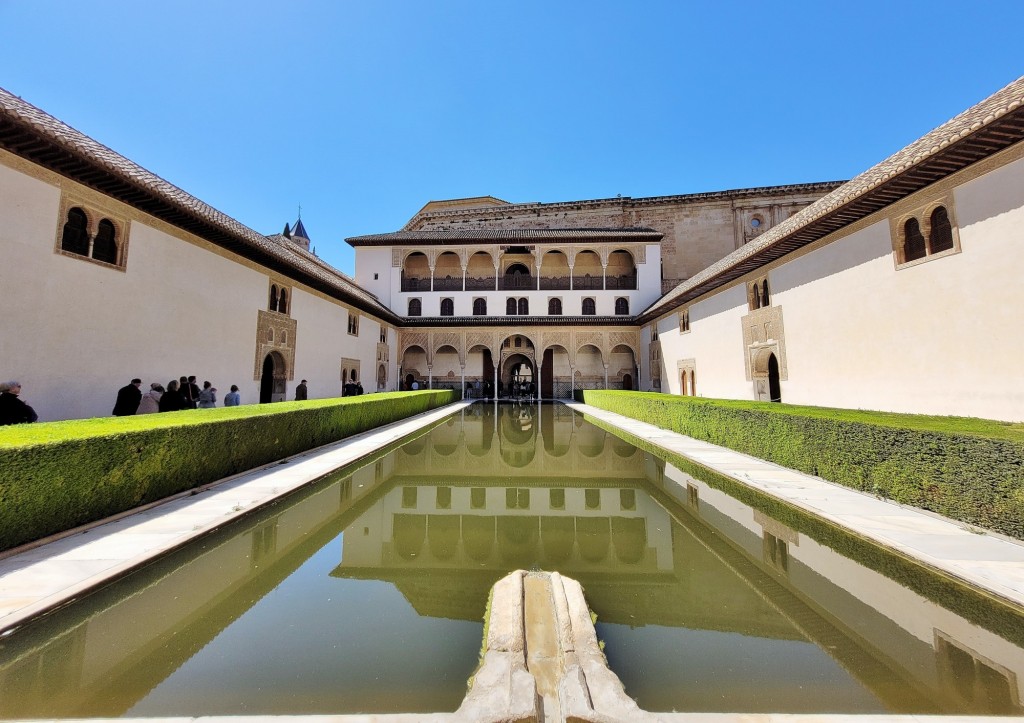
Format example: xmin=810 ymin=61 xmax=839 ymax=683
xmin=742 ymin=305 xmax=788 ymax=382
xmin=254 ymin=309 xmax=297 ymax=381
xmin=608 ymin=330 xmax=640 ymax=358
xmin=401 ymin=331 xmax=430 ymax=362
xmin=466 ymin=330 xmax=496 ymax=355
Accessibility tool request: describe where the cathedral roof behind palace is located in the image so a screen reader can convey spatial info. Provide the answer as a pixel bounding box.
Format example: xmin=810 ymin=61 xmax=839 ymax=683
xmin=346 ymin=227 xmax=663 ymax=246
xmin=0 ymin=87 xmax=397 ymax=322
xmin=640 ymin=75 xmax=1024 ymax=322
xmin=402 ymin=182 xmax=846 ymax=230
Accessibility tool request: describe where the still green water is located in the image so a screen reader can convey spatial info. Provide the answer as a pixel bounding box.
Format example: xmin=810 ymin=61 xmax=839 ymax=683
xmin=0 ymin=402 xmax=1021 ymax=716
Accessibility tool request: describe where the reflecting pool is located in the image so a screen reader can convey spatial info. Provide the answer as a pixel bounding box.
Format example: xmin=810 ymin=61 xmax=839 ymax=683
xmin=1 ymin=402 xmax=1022 ymax=716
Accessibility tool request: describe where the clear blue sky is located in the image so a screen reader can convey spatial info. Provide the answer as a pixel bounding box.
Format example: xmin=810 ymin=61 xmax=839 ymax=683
xmin=2 ymin=1 xmax=1021 ymax=275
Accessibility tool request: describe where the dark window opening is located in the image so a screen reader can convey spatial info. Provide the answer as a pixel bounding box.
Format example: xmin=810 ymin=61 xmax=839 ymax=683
xmin=408 ymin=298 xmax=422 ymax=317
xmin=440 ymin=298 xmax=454 ymax=316
xmin=930 ymin=206 xmax=954 ymax=254
xmin=548 ymin=298 xmax=562 ymax=315
xmin=92 ymin=219 xmax=117 ymax=264
xmin=61 ymin=207 xmax=89 ymax=256
xmin=582 ymin=298 xmax=596 ymax=315
xmin=904 ymin=218 xmax=927 ymax=262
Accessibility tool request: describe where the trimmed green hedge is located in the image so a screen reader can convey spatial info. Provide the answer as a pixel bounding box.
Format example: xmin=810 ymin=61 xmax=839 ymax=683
xmin=0 ymin=391 xmax=455 ymax=552
xmin=576 ymin=390 xmax=1024 ymax=540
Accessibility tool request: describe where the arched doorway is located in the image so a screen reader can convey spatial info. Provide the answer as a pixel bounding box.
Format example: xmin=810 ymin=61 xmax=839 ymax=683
xmin=768 ymin=353 xmax=782 ymax=403
xmin=502 ymin=355 xmax=535 ymax=398
xmin=622 ymin=373 xmax=633 ymax=390
xmin=260 ymin=351 xmax=287 ymax=403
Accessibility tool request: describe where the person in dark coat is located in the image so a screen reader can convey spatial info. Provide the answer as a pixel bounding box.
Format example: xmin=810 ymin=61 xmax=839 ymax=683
xmin=295 ymin=379 xmax=308 ymax=401
xmin=112 ymin=378 xmax=143 ymax=416
xmin=186 ymin=376 xmax=201 ymax=409
xmin=159 ymin=380 xmax=185 ymax=412
xmin=0 ymin=381 xmax=38 ymax=425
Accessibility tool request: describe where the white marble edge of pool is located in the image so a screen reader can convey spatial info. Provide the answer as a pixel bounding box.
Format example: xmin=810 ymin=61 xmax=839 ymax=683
xmin=566 ymin=402 xmax=1024 ymax=610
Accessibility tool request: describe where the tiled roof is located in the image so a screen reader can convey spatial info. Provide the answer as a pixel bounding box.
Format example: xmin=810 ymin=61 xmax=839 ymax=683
xmin=347 ymin=228 xmax=663 ymax=246
xmin=0 ymin=87 xmax=395 ymax=321
xmin=639 ymin=75 xmax=1024 ymax=322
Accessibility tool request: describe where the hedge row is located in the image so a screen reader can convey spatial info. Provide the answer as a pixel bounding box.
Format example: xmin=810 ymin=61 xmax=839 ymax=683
xmin=0 ymin=391 xmax=455 ymax=551
xmin=576 ymin=390 xmax=1024 ymax=540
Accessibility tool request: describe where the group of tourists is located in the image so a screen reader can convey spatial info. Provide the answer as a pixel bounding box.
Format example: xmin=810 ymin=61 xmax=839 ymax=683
xmin=113 ymin=376 xmax=241 ymax=416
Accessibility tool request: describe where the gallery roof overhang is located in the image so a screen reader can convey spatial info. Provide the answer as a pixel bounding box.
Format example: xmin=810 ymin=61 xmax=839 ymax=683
xmin=0 ymin=87 xmax=400 ymax=323
xmin=638 ymin=75 xmax=1024 ymax=323
xmin=346 ymin=228 xmax=663 ymax=247
xmin=400 ymin=315 xmax=638 ymax=327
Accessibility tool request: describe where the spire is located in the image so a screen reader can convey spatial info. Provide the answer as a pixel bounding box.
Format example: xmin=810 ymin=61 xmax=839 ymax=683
xmin=292 ymin=217 xmax=310 ymax=241
xmin=282 ymin=222 xmax=291 ymax=238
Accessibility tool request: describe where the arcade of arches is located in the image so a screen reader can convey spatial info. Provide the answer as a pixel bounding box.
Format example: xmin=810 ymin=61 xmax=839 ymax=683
xmin=398 ymin=245 xmax=641 ymax=293
xmin=399 ymin=327 xmax=639 ymax=398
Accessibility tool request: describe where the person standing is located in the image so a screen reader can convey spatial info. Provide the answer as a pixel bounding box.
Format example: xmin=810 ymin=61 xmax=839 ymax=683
xmin=295 ymin=379 xmax=308 ymax=401
xmin=112 ymin=378 xmax=143 ymax=416
xmin=186 ymin=376 xmax=201 ymax=409
xmin=0 ymin=381 xmax=38 ymax=425
xmin=137 ymin=383 xmax=164 ymax=414
xmin=198 ymin=381 xmax=217 ymax=408
xmin=224 ymin=385 xmax=241 ymax=407
xmin=160 ymin=380 xmax=185 ymax=412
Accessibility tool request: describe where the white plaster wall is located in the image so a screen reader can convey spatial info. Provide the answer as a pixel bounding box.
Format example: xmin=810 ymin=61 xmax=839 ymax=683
xmin=655 ymin=153 xmax=1024 ymax=421
xmin=290 ymin=289 xmax=385 ymax=399
xmin=657 ymin=284 xmax=752 ymax=399
xmin=0 ymin=160 xmax=392 ymax=420
xmin=353 ymin=247 xmax=392 ymax=305
xmin=775 ymin=156 xmax=1024 ymax=420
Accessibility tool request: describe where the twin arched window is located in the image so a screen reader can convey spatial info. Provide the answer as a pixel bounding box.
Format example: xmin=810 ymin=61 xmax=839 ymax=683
xmin=61 ymin=207 xmax=121 ymax=265
xmin=269 ymin=285 xmax=289 ymax=314
xmin=506 ymin=297 xmax=529 ymax=315
xmin=750 ymin=278 xmax=770 ymax=310
xmin=900 ymin=204 xmax=956 ymax=264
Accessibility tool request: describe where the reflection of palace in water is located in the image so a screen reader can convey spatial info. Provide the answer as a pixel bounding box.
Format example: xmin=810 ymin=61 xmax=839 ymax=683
xmin=1 ymin=404 xmax=1022 ymax=716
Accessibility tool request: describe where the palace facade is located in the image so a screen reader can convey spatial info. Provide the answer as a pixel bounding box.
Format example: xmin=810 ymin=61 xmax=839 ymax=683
xmin=1 ymin=76 xmax=1022 ymax=422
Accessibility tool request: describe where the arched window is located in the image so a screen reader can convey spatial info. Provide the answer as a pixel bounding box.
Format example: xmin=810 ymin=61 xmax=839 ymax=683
xmin=548 ymin=298 xmax=562 ymax=315
xmin=929 ymin=206 xmax=954 ymax=253
xmin=690 ymin=370 xmax=696 ymax=397
xmin=440 ymin=298 xmax=454 ymax=316
xmin=473 ymin=298 xmax=487 ymax=316
xmin=408 ymin=298 xmax=422 ymax=317
xmin=903 ymin=218 xmax=926 ymax=262
xmin=92 ymin=219 xmax=117 ymax=264
xmin=582 ymin=298 xmax=596 ymax=315
xmin=518 ymin=297 xmax=529 ymax=315
xmin=269 ymin=285 xmax=279 ymax=312
xmin=506 ymin=297 xmax=517 ymax=315
xmin=514 ymin=336 xmax=522 ymax=348
xmin=751 ymin=283 xmax=761 ymax=309
xmin=278 ymin=289 xmax=288 ymax=314
xmin=761 ymin=280 xmax=770 ymax=307
xmin=61 ymin=208 xmax=89 ymax=256
xmin=615 ymin=298 xmax=629 ymax=315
